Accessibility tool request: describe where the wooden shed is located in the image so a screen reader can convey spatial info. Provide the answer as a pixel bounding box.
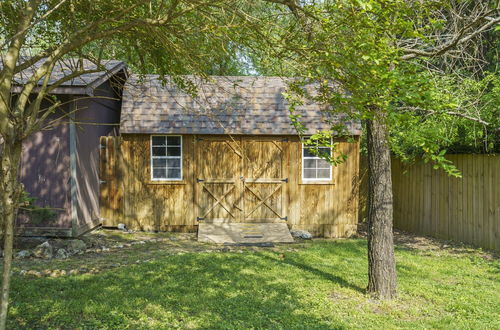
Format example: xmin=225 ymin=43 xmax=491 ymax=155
xmin=101 ymin=75 xmax=361 ymax=238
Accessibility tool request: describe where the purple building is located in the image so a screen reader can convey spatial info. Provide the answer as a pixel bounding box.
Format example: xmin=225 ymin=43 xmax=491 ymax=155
xmin=13 ymin=59 xmax=127 ymax=237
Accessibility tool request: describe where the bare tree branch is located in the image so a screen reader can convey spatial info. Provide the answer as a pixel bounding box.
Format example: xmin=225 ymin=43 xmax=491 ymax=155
xmin=401 ymin=7 xmax=500 ymax=60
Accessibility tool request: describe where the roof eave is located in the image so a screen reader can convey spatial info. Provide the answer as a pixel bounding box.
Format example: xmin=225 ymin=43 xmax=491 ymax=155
xmin=84 ymin=61 xmax=128 ymax=96
xmin=10 ymin=61 xmax=128 ymax=96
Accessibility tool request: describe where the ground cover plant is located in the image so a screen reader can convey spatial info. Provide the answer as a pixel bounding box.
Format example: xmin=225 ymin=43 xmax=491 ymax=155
xmin=6 ymin=230 xmax=499 ymax=329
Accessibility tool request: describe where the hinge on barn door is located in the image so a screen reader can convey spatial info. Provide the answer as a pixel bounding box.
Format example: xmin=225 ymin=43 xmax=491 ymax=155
xmin=280 ymin=216 xmax=288 ymax=221
xmin=196 ymin=217 xmax=204 ymax=221
xmin=196 ymin=178 xmax=204 ymax=183
xmin=99 ymin=180 xmax=106 ymax=184
xmin=281 ymin=178 xmax=288 ymax=183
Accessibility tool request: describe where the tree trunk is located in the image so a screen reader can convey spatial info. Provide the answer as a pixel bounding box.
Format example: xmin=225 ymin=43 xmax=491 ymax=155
xmin=366 ymin=116 xmax=397 ymax=299
xmin=0 ymin=140 xmax=22 ymax=330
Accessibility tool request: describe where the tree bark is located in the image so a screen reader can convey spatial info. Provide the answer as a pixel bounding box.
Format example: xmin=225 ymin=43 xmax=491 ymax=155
xmin=0 ymin=140 xmax=22 ymax=330
xmin=366 ymin=116 xmax=397 ymax=299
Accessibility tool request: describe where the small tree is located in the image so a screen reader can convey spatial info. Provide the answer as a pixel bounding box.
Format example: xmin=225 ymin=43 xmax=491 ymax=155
xmin=0 ymin=0 xmax=270 ymax=327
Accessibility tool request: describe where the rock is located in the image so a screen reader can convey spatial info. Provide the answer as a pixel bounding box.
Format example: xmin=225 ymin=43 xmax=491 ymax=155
xmin=33 ymin=241 xmax=53 ymax=259
xmin=221 ymin=247 xmax=231 ymax=252
xmin=68 ymin=269 xmax=79 ymax=275
xmin=50 ymin=270 xmax=61 ymax=277
xmin=66 ymin=239 xmax=87 ymax=255
xmin=102 ymin=247 xmax=110 ymax=252
xmin=117 ymin=223 xmax=126 ymax=230
xmin=16 ymin=250 xmax=32 ymax=259
xmin=131 ymin=240 xmax=146 ymax=245
xmin=290 ymin=230 xmax=313 ymax=240
xmin=55 ymin=249 xmax=69 ymax=259
xmin=19 ymin=270 xmax=27 ymax=276
xmin=114 ymin=244 xmax=124 ymax=249
xmin=26 ymin=270 xmax=42 ymax=277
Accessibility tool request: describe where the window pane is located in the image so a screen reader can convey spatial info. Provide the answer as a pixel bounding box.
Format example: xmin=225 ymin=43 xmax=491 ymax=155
xmin=153 ymin=158 xmax=166 ymax=167
xmin=317 ymin=168 xmax=331 ymax=179
xmin=317 ymin=159 xmax=331 ymax=169
xmin=152 ymin=136 xmax=166 ymax=146
xmin=318 ymin=147 xmax=331 ymax=157
xmin=303 ymin=147 xmax=316 ymax=158
xmin=153 ymin=168 xmax=166 ymax=179
xmin=167 ymin=158 xmax=181 ymax=168
xmin=167 ymin=146 xmax=181 ymax=156
xmin=304 ymin=159 xmax=316 ymax=168
xmin=152 ymin=146 xmax=166 ymax=156
xmin=167 ymin=136 xmax=181 ymax=146
xmin=167 ymin=168 xmax=181 ymax=179
xmin=303 ymin=169 xmax=316 ymax=179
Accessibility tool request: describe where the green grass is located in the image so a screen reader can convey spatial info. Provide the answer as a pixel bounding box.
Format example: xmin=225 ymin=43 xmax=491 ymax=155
xmin=7 ymin=239 xmax=500 ymax=329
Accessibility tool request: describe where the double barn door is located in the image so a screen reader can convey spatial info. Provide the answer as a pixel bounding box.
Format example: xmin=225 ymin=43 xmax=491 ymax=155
xmin=195 ymin=136 xmax=288 ymax=223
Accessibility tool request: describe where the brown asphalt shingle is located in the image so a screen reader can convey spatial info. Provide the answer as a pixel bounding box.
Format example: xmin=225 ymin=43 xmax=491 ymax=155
xmin=120 ymin=75 xmax=362 ymax=135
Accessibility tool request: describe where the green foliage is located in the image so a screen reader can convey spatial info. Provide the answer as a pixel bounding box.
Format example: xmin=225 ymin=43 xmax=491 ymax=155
xmin=249 ymin=0 xmax=499 ymax=176
xmin=18 ymin=190 xmax=57 ymax=224
xmin=7 ymin=240 xmax=500 ymax=328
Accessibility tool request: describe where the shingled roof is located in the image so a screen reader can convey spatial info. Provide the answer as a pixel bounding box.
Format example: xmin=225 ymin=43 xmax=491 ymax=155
xmin=10 ymin=58 xmax=126 ymax=95
xmin=120 ymin=75 xmax=362 ymax=135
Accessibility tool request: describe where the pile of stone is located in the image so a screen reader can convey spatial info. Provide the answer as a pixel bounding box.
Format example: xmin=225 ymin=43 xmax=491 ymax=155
xmin=15 ymin=239 xmax=87 ymax=260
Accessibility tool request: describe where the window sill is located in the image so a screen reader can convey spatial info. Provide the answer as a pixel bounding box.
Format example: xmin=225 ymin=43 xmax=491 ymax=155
xmin=299 ymin=181 xmax=335 ymax=185
xmin=148 ymin=180 xmax=186 ymax=185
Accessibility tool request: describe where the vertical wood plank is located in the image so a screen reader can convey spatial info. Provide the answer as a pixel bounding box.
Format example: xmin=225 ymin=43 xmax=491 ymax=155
xmin=457 ymin=156 xmax=464 ymax=243
xmin=494 ymin=155 xmax=500 ymax=250
xmin=430 ymin=161 xmax=437 ymax=236
xmin=448 ymin=155 xmax=457 ymax=242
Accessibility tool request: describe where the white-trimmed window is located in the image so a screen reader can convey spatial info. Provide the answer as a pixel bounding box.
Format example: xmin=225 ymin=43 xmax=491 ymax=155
xmin=151 ymin=135 xmax=182 ymax=180
xmin=302 ymin=138 xmax=332 ymax=181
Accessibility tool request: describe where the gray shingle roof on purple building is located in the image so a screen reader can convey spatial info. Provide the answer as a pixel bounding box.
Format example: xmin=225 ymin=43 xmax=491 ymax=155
xmin=10 ymin=58 xmax=126 ymax=95
xmin=120 ymin=75 xmax=362 ymax=136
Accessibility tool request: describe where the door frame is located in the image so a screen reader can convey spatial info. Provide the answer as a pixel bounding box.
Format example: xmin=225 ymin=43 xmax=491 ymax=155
xmin=194 ymin=135 xmax=289 ymax=223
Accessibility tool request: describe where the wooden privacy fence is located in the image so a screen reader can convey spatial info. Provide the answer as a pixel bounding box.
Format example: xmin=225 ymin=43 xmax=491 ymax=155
xmin=360 ymin=154 xmax=500 ymax=251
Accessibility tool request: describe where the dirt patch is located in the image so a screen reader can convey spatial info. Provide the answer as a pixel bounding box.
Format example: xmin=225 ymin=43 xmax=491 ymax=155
xmin=357 ymin=222 xmax=498 ymax=260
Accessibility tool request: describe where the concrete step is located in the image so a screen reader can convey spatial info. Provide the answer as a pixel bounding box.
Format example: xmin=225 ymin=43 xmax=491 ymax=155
xmin=198 ymin=223 xmax=294 ymax=244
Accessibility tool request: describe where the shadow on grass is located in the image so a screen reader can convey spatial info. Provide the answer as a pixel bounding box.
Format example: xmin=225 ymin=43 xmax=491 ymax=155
xmin=260 ymin=254 xmax=365 ymax=294
xmin=9 ymin=251 xmax=352 ymax=329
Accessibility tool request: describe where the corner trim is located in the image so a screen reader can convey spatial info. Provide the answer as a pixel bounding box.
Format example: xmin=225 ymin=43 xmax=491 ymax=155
xmin=69 ymin=99 xmax=78 ymax=236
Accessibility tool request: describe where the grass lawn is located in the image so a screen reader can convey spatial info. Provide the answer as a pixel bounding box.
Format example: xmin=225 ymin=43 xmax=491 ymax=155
xmin=7 ymin=231 xmax=500 ymax=329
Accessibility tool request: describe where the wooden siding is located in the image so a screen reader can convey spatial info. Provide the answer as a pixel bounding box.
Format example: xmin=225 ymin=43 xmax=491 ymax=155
xmin=100 ymin=134 xmax=360 ymax=237
xmin=359 ymin=154 xmax=500 ymax=251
